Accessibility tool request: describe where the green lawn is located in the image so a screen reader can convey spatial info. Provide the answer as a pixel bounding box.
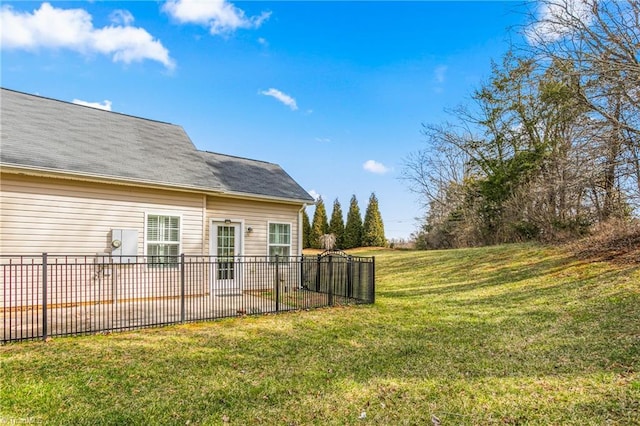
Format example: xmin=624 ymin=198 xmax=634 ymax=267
xmin=2 ymin=244 xmax=639 ymax=425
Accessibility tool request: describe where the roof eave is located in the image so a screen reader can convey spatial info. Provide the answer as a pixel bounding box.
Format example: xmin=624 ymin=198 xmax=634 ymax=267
xmin=213 ymin=188 xmax=314 ymax=205
xmin=1 ymin=163 xmax=315 ymax=205
xmin=0 ymin=163 xmax=224 ymax=195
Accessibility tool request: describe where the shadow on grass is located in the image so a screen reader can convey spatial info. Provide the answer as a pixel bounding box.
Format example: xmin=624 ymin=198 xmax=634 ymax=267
xmin=380 ymin=255 xmax=571 ymax=299
xmin=2 ymin=244 xmax=639 ymax=425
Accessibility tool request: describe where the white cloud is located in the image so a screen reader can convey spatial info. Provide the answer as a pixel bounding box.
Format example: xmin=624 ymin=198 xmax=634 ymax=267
xmin=109 ymin=9 xmax=134 ymax=26
xmin=162 ymin=0 xmax=270 ymax=35
xmin=259 ymin=88 xmax=298 ymax=110
xmin=525 ymin=0 xmax=594 ymax=44
xmin=308 ymin=189 xmax=321 ymax=201
xmin=92 ymin=26 xmax=174 ymax=68
xmin=315 ymin=137 xmax=331 ymax=143
xmin=434 ymin=65 xmax=447 ymax=83
xmin=0 ymin=3 xmax=174 ymax=69
xmin=363 ymin=160 xmax=390 ymax=174
xmin=72 ymin=99 xmax=113 ymax=111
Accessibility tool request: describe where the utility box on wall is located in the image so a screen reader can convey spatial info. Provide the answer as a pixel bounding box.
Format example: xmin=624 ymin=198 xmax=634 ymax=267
xmin=111 ymin=229 xmax=138 ymax=263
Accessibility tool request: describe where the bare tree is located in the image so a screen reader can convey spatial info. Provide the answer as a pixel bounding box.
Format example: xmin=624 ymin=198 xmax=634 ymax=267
xmin=400 ymin=125 xmax=469 ymax=213
xmin=523 ymin=0 xmax=640 ymax=210
xmin=320 ymin=234 xmax=336 ymax=251
xmin=402 ymin=1 xmax=640 ymax=248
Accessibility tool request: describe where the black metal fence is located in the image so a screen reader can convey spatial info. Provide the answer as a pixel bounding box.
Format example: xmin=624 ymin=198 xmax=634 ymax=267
xmin=1 ymin=252 xmax=374 ymax=342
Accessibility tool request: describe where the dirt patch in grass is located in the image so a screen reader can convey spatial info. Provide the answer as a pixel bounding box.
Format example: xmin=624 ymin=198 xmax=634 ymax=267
xmin=244 ymin=289 xmax=356 ymax=308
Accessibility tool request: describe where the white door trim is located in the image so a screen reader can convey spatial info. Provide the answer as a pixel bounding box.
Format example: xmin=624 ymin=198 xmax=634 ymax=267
xmin=209 ymin=219 xmax=245 ymax=295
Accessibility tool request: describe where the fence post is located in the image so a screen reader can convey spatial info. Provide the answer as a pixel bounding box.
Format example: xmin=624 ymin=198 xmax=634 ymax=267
xmin=328 ymin=255 xmax=333 ymax=306
xmin=111 ymin=256 xmax=117 ymax=305
xmin=315 ymin=254 xmax=321 ymax=292
xmin=275 ymin=255 xmax=280 ymax=312
xmin=42 ymin=253 xmax=48 ymax=341
xmin=370 ymin=257 xmax=376 ymax=304
xmin=180 ymin=254 xmax=186 ymax=323
xmin=299 ymin=255 xmax=304 ymax=290
xmin=347 ymin=255 xmax=353 ymax=299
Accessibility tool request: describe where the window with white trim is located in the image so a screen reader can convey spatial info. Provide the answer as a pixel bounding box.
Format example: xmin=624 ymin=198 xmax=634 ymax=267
xmin=146 ymin=214 xmax=180 ymax=266
xmin=269 ymin=222 xmax=291 ymax=260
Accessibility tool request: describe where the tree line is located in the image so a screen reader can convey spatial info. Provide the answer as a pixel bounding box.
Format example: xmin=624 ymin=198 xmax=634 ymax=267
xmin=302 ymin=193 xmax=386 ymax=249
xmin=402 ymin=0 xmax=639 ymax=249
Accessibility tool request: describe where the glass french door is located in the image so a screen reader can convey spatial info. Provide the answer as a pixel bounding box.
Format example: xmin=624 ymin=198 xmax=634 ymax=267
xmin=211 ymin=222 xmax=241 ymax=294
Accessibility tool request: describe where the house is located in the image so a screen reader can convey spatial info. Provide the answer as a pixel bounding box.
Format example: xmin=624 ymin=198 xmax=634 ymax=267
xmin=0 ymin=87 xmax=315 ymax=296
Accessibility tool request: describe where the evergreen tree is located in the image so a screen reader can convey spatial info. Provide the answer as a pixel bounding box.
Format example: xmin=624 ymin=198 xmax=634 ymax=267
xmin=328 ymin=198 xmax=345 ymax=249
xmin=302 ymin=208 xmax=311 ymax=249
xmin=362 ymin=192 xmax=386 ymax=247
xmin=310 ymin=197 xmax=329 ymax=249
xmin=343 ymin=195 xmax=363 ymax=249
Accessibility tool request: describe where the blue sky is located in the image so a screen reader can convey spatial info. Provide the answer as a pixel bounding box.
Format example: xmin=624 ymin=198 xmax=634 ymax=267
xmin=1 ymin=1 xmax=534 ymax=239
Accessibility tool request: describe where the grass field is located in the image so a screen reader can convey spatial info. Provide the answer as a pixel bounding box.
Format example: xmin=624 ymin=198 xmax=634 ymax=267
xmin=1 ymin=243 xmax=639 ymax=425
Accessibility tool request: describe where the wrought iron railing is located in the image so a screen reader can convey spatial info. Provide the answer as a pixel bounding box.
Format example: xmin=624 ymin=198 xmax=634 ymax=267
xmin=1 ymin=253 xmax=375 ymax=342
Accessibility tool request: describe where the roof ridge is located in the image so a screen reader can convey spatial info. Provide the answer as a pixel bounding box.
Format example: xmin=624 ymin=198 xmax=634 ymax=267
xmin=199 ymin=149 xmax=277 ymax=166
xmin=0 ymin=87 xmax=177 ymax=127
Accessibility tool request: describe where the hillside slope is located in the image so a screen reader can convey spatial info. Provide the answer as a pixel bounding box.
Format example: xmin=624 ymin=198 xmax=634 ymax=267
xmin=1 ymin=244 xmax=638 ymax=425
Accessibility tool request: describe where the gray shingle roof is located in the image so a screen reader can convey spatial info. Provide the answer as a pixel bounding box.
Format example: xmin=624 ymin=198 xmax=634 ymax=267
xmin=1 ymin=88 xmax=218 ymax=191
xmin=1 ymin=88 xmax=314 ymax=203
xmin=199 ymin=151 xmax=314 ymax=202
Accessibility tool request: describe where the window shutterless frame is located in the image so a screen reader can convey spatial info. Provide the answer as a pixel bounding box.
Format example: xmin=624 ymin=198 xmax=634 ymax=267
xmin=267 ymin=221 xmax=292 ymax=263
xmin=144 ymin=212 xmax=182 ymax=268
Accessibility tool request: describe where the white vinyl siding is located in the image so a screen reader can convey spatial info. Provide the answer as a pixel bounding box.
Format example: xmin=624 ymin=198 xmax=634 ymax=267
xmin=1 ymin=173 xmax=305 ymax=258
xmin=206 ymin=196 xmax=301 ymax=257
xmin=268 ymin=222 xmax=291 ymax=258
xmin=0 ymin=173 xmax=204 ymax=255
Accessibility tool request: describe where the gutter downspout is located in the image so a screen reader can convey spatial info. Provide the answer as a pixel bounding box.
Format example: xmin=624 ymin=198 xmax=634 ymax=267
xmin=298 ymin=204 xmax=307 ymax=256
xmin=202 ymin=195 xmax=207 ymax=255
xmin=298 ymin=203 xmax=307 ymax=290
